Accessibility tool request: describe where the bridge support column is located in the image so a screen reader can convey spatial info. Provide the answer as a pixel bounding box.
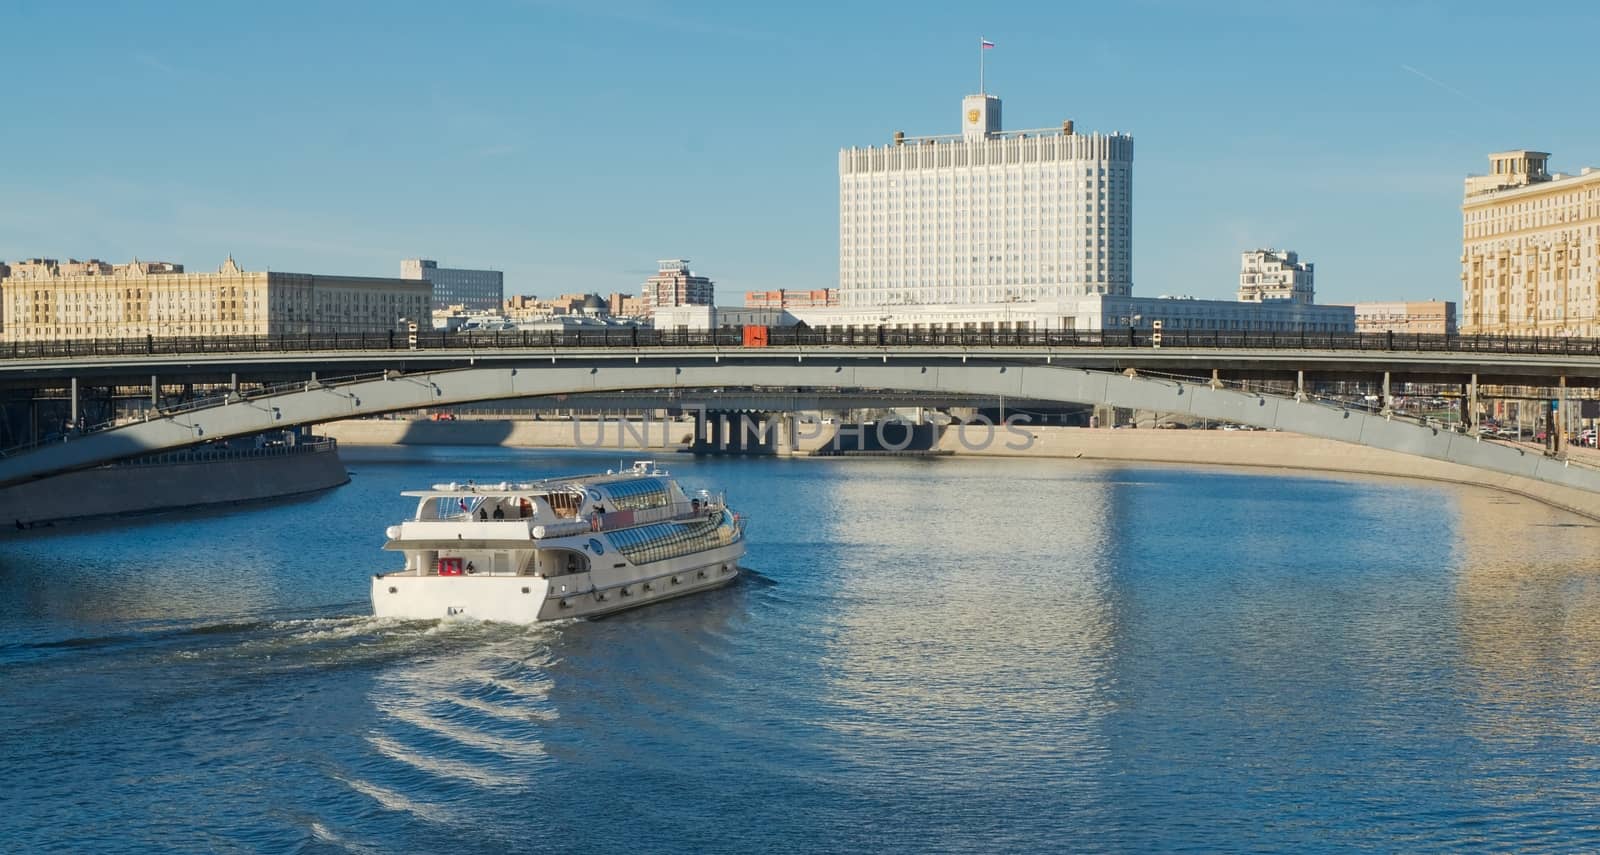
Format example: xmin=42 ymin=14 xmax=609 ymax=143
xmin=1295 ymin=370 xmax=1306 ymax=402
xmin=1380 ymin=372 xmax=1392 ymax=417
xmin=1469 ymin=374 xmax=1478 ymax=431
xmin=775 ymin=414 xmax=796 ymax=457
xmin=1554 ymin=376 xmax=1569 ymax=459
xmin=1209 ymin=369 xmax=1223 ymax=390
xmin=1092 ymin=404 xmax=1115 ymax=429
xmin=69 ymin=378 xmax=78 ymax=432
xmin=689 ymin=408 xmax=706 ymax=451
xmin=150 ymin=375 xmax=159 ymax=410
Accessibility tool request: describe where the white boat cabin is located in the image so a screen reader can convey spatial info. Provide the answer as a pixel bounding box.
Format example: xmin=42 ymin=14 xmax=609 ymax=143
xmin=383 ymin=461 xmax=721 ymax=580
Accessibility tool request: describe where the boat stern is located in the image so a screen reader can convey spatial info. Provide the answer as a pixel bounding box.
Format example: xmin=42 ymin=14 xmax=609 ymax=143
xmin=370 ymin=572 xmax=553 ymax=623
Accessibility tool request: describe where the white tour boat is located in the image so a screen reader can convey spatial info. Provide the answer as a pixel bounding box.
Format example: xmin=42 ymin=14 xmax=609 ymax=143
xmin=372 ymin=461 xmax=745 ymax=622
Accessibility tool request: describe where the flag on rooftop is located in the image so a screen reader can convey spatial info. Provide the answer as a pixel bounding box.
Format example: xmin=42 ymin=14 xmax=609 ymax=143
xmin=981 ymin=39 xmax=995 ymax=49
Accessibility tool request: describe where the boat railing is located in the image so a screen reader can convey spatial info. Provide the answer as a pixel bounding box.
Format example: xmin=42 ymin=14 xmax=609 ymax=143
xmin=406 ymin=497 xmax=730 ymax=528
xmin=591 ymin=499 xmax=725 ymax=531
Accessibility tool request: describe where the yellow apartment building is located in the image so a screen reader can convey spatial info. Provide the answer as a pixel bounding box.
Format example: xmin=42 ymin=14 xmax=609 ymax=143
xmin=1461 ymin=150 xmax=1600 ymax=336
xmin=0 ymin=256 xmax=431 ymax=341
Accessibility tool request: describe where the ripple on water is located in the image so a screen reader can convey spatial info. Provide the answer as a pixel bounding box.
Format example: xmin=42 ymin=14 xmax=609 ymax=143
xmin=6 ymin=453 xmax=1600 ymax=853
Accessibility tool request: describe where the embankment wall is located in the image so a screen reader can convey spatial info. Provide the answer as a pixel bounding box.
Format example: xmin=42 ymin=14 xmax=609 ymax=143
xmin=0 ymin=446 xmax=350 ymax=528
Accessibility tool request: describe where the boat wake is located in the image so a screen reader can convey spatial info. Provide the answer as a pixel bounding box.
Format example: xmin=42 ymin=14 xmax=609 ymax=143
xmin=0 ymin=606 xmax=566 ymax=672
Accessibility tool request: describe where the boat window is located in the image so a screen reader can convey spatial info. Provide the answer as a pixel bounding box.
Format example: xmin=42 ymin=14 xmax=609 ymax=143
xmin=546 ymin=491 xmax=582 ymax=519
xmin=602 ymin=477 xmax=671 ymax=511
xmin=543 ymin=549 xmax=589 ymax=576
xmin=606 ymin=511 xmax=741 ymax=565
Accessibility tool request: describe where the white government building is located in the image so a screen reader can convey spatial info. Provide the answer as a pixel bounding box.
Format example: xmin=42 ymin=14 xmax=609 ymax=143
xmin=658 ymin=89 xmax=1351 ymax=334
xmin=839 ymin=93 xmax=1132 ymax=310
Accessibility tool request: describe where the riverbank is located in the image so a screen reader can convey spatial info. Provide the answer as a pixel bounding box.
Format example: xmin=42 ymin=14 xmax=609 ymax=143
xmin=319 ymin=418 xmax=1600 ymax=520
xmin=943 ymin=426 xmax=1600 ymax=521
xmin=0 ymin=438 xmax=350 ymax=529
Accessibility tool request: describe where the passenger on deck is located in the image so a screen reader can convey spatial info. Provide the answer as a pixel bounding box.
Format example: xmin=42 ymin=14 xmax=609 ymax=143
xmin=492 ymin=506 xmax=505 ymax=520
xmin=691 ymin=498 xmax=701 ymax=514
xmin=478 ymin=508 xmax=488 ymax=521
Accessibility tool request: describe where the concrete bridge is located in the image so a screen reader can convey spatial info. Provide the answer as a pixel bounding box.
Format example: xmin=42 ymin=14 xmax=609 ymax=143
xmin=4 ymin=347 xmax=1600 ymax=501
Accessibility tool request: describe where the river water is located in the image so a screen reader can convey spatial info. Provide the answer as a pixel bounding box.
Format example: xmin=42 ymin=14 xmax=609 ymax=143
xmin=3 ymin=448 xmax=1600 ymax=853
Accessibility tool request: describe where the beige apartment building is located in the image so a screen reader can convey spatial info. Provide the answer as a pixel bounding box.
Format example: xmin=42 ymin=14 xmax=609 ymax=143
xmin=1461 ymin=150 xmax=1600 ymax=336
xmin=0 ymin=256 xmax=431 ymax=341
xmin=1352 ymin=300 xmax=1457 ymax=335
xmin=606 ymin=292 xmax=644 ymax=317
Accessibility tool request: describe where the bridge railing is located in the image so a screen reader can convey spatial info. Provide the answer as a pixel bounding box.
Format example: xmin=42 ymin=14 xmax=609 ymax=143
xmin=7 ymin=327 xmax=1600 ymax=358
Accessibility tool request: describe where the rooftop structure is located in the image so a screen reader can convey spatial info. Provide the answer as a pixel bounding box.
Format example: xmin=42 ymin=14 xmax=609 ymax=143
xmin=4 ymin=258 xmax=183 ymax=279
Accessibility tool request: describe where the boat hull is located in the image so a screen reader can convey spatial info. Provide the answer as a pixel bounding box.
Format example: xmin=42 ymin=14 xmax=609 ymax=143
xmin=371 ymin=544 xmax=744 ymax=623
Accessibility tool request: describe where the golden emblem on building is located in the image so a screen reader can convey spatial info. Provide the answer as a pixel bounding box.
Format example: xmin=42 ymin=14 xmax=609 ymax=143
xmin=967 ymin=109 xmax=980 ymax=124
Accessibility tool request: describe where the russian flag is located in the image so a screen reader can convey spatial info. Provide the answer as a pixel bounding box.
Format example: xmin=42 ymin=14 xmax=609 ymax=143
xmin=981 ymin=39 xmax=995 ymax=49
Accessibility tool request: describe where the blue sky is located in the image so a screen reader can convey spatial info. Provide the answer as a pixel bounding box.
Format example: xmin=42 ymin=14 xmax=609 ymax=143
xmin=3 ymin=0 xmax=1597 ymax=303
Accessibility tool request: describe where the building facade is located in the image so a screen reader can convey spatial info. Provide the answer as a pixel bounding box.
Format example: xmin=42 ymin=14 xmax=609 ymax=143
xmin=1 ymin=256 xmax=430 ymax=341
xmin=839 ymin=93 xmax=1133 ymax=312
xmin=1238 ymin=249 xmax=1314 ymax=303
xmin=671 ymin=295 xmax=1352 ymax=334
xmin=744 ymin=289 xmax=838 ymax=309
xmin=1352 ymin=300 xmax=1457 ymax=335
xmin=401 ymin=258 xmax=504 ymax=311
xmin=1461 ymin=150 xmax=1600 ymax=336
xmin=607 ymin=292 xmax=645 ymax=317
xmin=641 ymin=259 xmax=714 ymax=315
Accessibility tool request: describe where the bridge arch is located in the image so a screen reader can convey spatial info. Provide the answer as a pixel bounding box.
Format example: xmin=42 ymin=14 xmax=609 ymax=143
xmin=1 ymin=361 xmax=1595 ymax=497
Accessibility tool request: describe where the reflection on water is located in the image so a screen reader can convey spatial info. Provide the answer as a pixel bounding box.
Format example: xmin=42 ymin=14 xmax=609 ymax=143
xmin=1452 ymin=487 xmax=1600 ymax=770
xmin=2 ymin=448 xmax=1600 ymax=852
xmin=814 ymin=462 xmax=1118 ymax=808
